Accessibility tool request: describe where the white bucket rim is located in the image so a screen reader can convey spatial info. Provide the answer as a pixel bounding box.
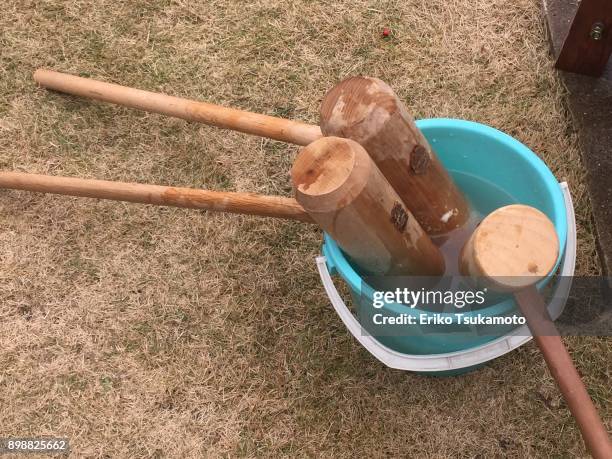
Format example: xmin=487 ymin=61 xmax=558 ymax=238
xmin=315 ymin=182 xmax=576 ymax=373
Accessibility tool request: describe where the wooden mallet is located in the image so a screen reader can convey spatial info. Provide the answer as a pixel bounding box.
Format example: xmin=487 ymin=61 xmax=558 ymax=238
xmin=1 ymin=139 xmax=443 ymax=276
xmin=291 ymin=137 xmax=444 ymax=276
xmin=460 ymin=204 xmax=612 ymax=459
xmin=34 ymin=71 xmax=469 ymax=238
xmin=320 ymin=76 xmax=469 ymax=235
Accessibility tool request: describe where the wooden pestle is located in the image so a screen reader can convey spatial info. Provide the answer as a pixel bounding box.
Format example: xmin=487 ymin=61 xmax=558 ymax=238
xmin=460 ymin=204 xmax=612 ymax=459
xmin=291 ymin=137 xmax=445 ymax=276
xmin=320 ymin=76 xmax=469 ymax=236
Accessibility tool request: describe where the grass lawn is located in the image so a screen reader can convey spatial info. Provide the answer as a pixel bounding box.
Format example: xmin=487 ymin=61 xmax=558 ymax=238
xmin=0 ymin=0 xmax=609 ymax=456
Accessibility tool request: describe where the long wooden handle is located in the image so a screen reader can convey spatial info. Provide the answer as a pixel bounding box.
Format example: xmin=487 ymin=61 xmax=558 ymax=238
xmin=514 ymin=287 xmax=612 ymax=459
xmin=33 ymin=69 xmax=323 ymax=146
xmin=0 ymin=171 xmax=313 ymax=223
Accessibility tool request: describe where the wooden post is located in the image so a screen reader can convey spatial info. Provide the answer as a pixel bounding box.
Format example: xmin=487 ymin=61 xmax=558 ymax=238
xmin=0 ymin=171 xmax=313 ymax=223
xmin=460 ymin=204 xmax=612 ymax=459
xmin=320 ymin=76 xmax=469 ymax=236
xmin=554 ymin=0 xmax=612 ymax=77
xmin=291 ymin=136 xmax=445 ymax=276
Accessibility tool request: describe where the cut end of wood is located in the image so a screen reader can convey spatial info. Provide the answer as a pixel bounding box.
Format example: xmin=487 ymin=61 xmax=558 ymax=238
xmin=291 ymin=137 xmax=356 ymax=196
xmin=319 ymin=76 xmax=398 ymax=141
xmin=33 ymin=68 xmax=60 ymax=87
xmin=291 ymin=137 xmax=372 ymax=215
xmin=290 ymin=136 xmax=444 ymax=276
xmin=33 ymin=68 xmax=49 ymax=84
xmin=460 ymin=204 xmax=559 ymax=291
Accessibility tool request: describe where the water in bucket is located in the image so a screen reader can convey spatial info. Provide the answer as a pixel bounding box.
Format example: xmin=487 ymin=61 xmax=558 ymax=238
xmin=433 ymin=170 xmax=519 ymax=277
xmin=321 ymin=119 xmax=570 ymax=367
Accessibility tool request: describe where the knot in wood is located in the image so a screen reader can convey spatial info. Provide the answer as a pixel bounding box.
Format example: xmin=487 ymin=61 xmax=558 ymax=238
xmin=390 ymin=202 xmax=409 ymax=233
xmin=410 ymin=145 xmax=430 ymax=174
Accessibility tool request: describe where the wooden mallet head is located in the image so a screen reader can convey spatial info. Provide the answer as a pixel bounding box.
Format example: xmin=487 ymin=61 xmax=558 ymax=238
xmin=291 ymin=136 xmax=445 ymax=276
xmin=319 ymin=76 xmax=469 ymax=235
xmin=459 ymin=204 xmax=559 ymax=291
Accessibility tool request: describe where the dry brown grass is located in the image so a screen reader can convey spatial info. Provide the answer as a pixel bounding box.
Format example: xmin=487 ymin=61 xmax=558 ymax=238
xmin=0 ymin=0 xmax=609 ymax=457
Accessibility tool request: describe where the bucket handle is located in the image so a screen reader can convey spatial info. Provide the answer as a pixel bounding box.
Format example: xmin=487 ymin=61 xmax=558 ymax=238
xmin=315 ymin=182 xmax=576 ymax=372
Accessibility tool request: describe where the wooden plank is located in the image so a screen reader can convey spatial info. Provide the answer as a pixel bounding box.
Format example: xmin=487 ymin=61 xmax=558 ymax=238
xmin=544 ymin=0 xmax=612 ymax=282
xmin=554 ymin=0 xmax=612 ymax=77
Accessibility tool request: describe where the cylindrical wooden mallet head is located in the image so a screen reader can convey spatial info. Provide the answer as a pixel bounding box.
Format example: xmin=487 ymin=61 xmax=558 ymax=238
xmin=291 ymin=136 xmax=445 ymax=276
xmin=320 ymin=76 xmax=469 ymax=236
xmin=459 ymin=204 xmax=559 ymax=291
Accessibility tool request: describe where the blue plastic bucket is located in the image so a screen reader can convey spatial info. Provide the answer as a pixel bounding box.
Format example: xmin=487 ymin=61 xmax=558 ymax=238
xmin=321 ymin=118 xmax=568 ymax=364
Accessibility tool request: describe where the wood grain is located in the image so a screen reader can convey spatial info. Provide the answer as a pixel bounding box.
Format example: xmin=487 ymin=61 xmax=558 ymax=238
xmin=320 ymin=76 xmax=469 ymax=235
xmin=0 ymin=171 xmax=313 ymax=222
xmin=292 ymin=136 xmax=445 ymax=276
xmin=459 ymin=204 xmax=559 ymax=291
xmin=34 ymin=69 xmax=323 ymax=146
xmin=554 ymin=0 xmax=612 ymax=77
